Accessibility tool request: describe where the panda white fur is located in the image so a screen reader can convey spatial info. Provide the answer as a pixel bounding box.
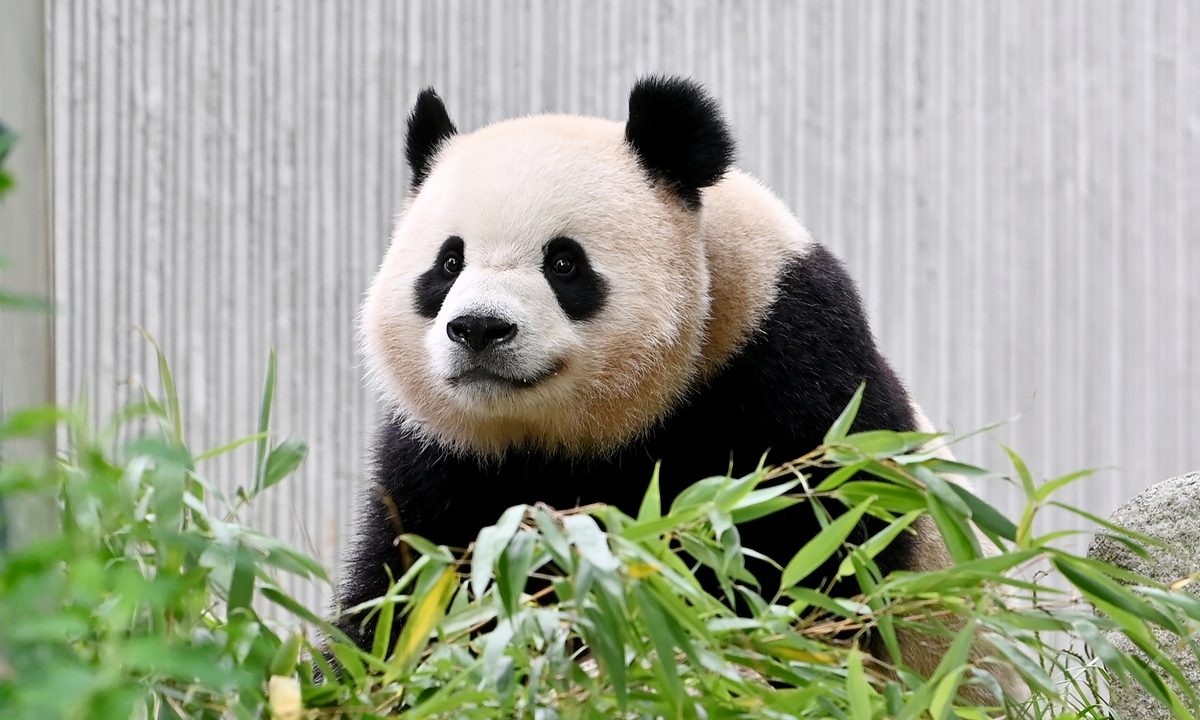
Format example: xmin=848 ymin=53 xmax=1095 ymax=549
xmin=342 ymin=76 xmax=1021 ymax=703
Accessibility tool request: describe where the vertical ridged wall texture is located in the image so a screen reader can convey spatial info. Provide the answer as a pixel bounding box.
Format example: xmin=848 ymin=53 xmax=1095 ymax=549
xmin=48 ymin=1 xmax=1200 ymax=610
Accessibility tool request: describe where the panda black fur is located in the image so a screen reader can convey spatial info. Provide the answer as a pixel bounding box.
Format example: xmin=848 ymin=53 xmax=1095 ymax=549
xmin=341 ymin=77 xmax=1017 ymax=701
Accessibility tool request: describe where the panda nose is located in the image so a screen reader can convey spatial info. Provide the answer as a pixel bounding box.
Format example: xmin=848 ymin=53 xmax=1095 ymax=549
xmin=446 ymin=315 xmax=518 ymax=352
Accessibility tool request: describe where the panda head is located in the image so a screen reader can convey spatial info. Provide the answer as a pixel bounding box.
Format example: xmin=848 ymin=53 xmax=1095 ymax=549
xmin=362 ymin=77 xmax=735 ymax=457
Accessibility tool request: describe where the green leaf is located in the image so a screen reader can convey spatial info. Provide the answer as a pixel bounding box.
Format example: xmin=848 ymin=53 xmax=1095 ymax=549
xmin=730 ymin=495 xmax=800 ymax=524
xmin=836 ymin=480 xmax=926 ymax=514
xmin=912 ymin=465 xmax=972 ymax=517
xmin=846 ymin=649 xmax=874 ymax=720
xmin=714 ymin=468 xmax=770 ymax=513
xmin=1034 ymin=468 xmax=1097 ymax=502
xmin=371 ymin=589 xmax=396 ymax=660
xmin=1053 ymin=556 xmax=1178 ymax=631
xmin=862 ymin=459 xmax=922 ymax=488
xmin=928 ymin=668 xmax=966 ymax=720
xmin=261 ymin=435 xmax=308 ymax=492
xmin=194 ymin=431 xmax=269 ymax=462
xmin=480 ymin=617 xmax=516 ymax=689
xmin=637 ymin=462 xmax=662 ymax=521
xmin=0 ymin=405 xmax=69 ymax=439
xmin=916 ymin=458 xmax=997 ymax=477
xmin=1002 ymin=443 xmax=1037 ymax=499
xmin=1046 ymin=501 xmax=1170 ymax=548
xmin=398 ymin=533 xmax=455 ymax=564
xmin=388 ymin=564 xmax=459 ymax=678
xmin=262 ymin=587 xmax=353 ymax=645
xmin=1093 ymin=532 xmax=1154 ymax=562
xmin=472 ymin=504 xmax=527 ymax=598
xmin=836 ymin=509 xmax=922 ymax=579
xmin=813 ymin=461 xmax=868 ymax=492
xmin=582 ymin=603 xmax=628 ymax=709
xmin=564 ymin=514 xmax=621 ymax=572
xmin=532 ymin=507 xmax=572 ymax=570
xmin=227 ymin=546 xmax=256 ymax=614
xmin=270 ymin=632 xmax=303 ymax=676
xmin=926 ymin=492 xmax=981 ymax=563
xmin=632 ymin=583 xmax=688 ymax=716
xmin=236 ymin=526 xmax=329 ymax=581
xmin=137 ymin=329 xmax=184 ymax=447
xmin=988 ymin=636 xmax=1060 ymax=700
xmin=621 ymin=503 xmax=708 ymax=541
xmin=1124 ymin=654 xmax=1195 ymax=716
xmin=0 ymin=289 xmax=53 ymax=313
xmin=780 ymin=498 xmax=873 ymax=590
xmin=329 ymin=642 xmax=367 ymax=681
xmin=254 ymin=348 xmax=277 ymax=495
xmin=882 ymin=549 xmax=1041 ymax=595
xmin=946 ymin=482 xmax=1018 ymax=541
xmin=669 ymin=475 xmax=727 ymax=514
xmin=496 ymin=530 xmax=537 ymax=617
xmin=843 ymin=429 xmax=940 ymax=458
xmin=405 ymin=668 xmax=489 ymax=719
xmin=824 ymin=382 xmax=866 ymax=444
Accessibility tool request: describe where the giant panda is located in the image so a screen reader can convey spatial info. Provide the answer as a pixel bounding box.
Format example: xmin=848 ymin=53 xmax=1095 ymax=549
xmin=341 ymin=76 xmax=1021 ymax=703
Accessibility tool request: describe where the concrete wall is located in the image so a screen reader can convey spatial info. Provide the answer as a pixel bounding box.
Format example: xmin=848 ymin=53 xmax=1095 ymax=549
xmin=44 ymin=0 xmax=1200 ymax=607
xmin=1 ymin=0 xmax=56 ymax=546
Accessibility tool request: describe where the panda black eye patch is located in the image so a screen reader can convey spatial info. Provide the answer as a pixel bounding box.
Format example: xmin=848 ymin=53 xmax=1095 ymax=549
xmin=542 ymin=236 xmax=608 ymax=322
xmin=413 ymin=235 xmax=465 ymax=318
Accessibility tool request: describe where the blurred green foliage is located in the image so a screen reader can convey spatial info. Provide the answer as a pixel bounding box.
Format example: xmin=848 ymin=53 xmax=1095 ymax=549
xmin=0 ymin=120 xmax=14 ymax=197
xmin=0 ymin=121 xmax=52 ymax=313
xmin=0 ymin=344 xmax=1198 ymax=719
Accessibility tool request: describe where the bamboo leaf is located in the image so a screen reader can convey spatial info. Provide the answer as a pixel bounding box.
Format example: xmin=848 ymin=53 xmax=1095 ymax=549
xmin=1034 ymin=468 xmax=1097 ymax=502
xmin=824 ymin=382 xmax=866 ymax=444
xmin=637 ymin=462 xmax=662 ymax=522
xmin=388 ymin=565 xmax=458 ymax=678
xmin=582 ymin=603 xmax=628 ymax=709
xmin=780 ymin=498 xmax=873 ymax=590
xmin=814 ymin=460 xmax=868 ymax=492
xmin=563 ymin=514 xmax=621 ymax=572
xmin=946 ymin=482 xmax=1018 ymax=542
xmin=633 ymin=583 xmax=688 ymax=715
xmin=846 ymin=650 xmax=874 ymax=720
xmin=926 ymin=493 xmax=981 ymax=563
xmin=496 ymin=530 xmax=537 ymax=618
xmin=227 ymin=546 xmax=256 ymax=615
xmin=253 ymin=348 xmax=277 ymax=495
xmin=1001 ymin=444 xmax=1037 ymax=499
xmin=137 ymin=329 xmax=184 ymax=448
xmin=1053 ymin=556 xmax=1179 ymax=632
xmin=398 ymin=533 xmax=455 ymax=564
xmin=195 ymin=431 xmax=269 ymax=462
xmin=1046 ymin=501 xmax=1170 ymax=548
xmin=261 ymin=435 xmax=308 ymax=492
xmin=472 ymin=504 xmax=527 ymax=598
xmin=730 ymin=495 xmax=800 ymax=524
xmin=837 ymin=509 xmax=922 ymax=579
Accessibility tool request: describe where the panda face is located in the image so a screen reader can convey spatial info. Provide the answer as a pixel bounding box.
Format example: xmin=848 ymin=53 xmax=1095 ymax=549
xmin=361 ymin=115 xmax=713 ymax=457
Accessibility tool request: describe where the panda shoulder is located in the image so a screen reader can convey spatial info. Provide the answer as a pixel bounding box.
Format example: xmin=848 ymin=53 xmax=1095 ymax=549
xmin=701 ymin=170 xmax=813 ymax=260
xmin=695 ymin=170 xmax=815 ymax=375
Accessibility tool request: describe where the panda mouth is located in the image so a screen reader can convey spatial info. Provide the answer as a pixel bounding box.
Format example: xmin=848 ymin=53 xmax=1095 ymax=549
xmin=448 ymin=361 xmax=565 ymax=390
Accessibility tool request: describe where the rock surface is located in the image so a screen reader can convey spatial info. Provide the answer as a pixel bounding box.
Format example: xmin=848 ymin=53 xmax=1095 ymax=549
xmin=1087 ymin=471 xmax=1200 ymax=719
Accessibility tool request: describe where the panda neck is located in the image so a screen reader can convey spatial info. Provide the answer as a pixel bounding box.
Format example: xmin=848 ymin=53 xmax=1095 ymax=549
xmin=695 ymin=170 xmax=815 ymax=380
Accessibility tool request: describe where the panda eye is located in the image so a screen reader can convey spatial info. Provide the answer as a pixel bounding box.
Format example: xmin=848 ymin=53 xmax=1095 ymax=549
xmin=550 ymin=255 xmax=576 ymax=277
xmin=442 ymin=254 xmax=463 ymax=276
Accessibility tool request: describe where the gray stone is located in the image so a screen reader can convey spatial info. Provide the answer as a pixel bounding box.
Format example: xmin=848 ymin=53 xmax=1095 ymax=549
xmin=1086 ymin=472 xmax=1200 ymax=720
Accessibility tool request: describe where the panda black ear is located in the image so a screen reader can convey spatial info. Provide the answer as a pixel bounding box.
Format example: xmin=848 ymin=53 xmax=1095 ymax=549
xmin=624 ymin=76 xmax=735 ymax=210
xmin=406 ymin=88 xmax=458 ymax=191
